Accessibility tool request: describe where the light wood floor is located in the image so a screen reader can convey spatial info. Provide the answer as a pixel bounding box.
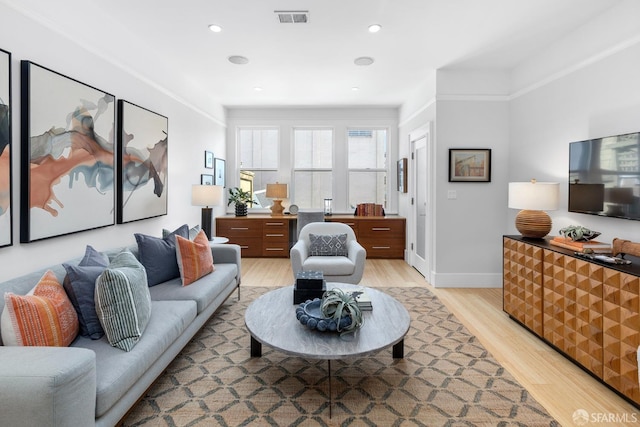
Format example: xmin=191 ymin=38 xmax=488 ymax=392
xmin=241 ymin=258 xmax=640 ymax=426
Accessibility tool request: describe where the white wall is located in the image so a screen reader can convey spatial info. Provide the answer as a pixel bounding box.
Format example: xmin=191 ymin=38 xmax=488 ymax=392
xmin=0 ymin=4 xmax=227 ymax=281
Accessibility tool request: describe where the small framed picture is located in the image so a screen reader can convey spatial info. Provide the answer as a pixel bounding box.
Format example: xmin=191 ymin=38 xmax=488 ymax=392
xmin=201 ymin=174 xmax=214 ymax=185
xmin=204 ymin=150 xmax=214 ymax=169
xmin=448 ymin=149 xmax=491 ymax=182
xmin=214 ymin=158 xmax=225 ymax=187
xmin=397 ymin=158 xmax=407 ymax=193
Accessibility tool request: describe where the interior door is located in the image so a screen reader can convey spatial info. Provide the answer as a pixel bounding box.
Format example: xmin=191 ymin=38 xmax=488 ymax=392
xmin=411 ymin=129 xmax=429 ymax=278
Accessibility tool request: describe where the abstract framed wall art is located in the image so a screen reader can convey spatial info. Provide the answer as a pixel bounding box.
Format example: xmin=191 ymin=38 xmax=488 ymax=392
xmin=448 ymin=148 xmax=491 ymax=182
xmin=20 ymin=61 xmax=116 ymax=242
xmin=214 ymin=157 xmax=225 ymax=187
xmin=0 ymin=49 xmax=12 ymax=247
xmin=117 ymin=100 xmax=168 ymax=223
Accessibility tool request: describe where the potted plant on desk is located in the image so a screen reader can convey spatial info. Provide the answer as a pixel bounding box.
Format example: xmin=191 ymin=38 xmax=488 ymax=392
xmin=228 ymin=187 xmax=254 ymax=217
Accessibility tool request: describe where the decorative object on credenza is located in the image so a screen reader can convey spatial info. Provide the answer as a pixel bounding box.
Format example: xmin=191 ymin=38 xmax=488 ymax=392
xmin=559 ymin=225 xmax=601 ymax=241
xmin=227 ymin=187 xmax=255 ymax=217
xmin=448 ymin=148 xmax=491 ymax=182
xmin=321 ymin=288 xmax=364 ymax=335
xmin=20 ymin=61 xmax=116 ymax=242
xmin=397 ymin=158 xmax=408 ymax=193
xmin=117 ymin=100 xmax=168 ymax=224
xmin=549 ymin=236 xmax=611 ymax=254
xmin=204 ymin=150 xmax=214 ymax=169
xmin=0 ymin=48 xmax=12 ymax=248
xmin=192 ymin=184 xmax=223 ymax=240
xmin=266 ymin=182 xmax=287 ymax=216
xmin=612 ymin=238 xmax=640 ymax=259
xmin=201 ymin=174 xmax=213 ymax=185
xmin=508 ymin=179 xmax=559 ymax=239
xmin=323 ymin=198 xmax=333 ymax=216
xmin=214 ymin=158 xmax=225 ymax=187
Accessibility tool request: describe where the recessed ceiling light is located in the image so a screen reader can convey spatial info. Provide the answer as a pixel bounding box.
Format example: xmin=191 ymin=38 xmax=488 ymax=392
xmin=208 ymin=24 xmax=222 ymax=33
xmin=352 ymin=87 xmax=359 ymax=91
xmin=368 ymin=24 xmax=382 ymax=33
xmin=354 ymin=57 xmax=374 ymax=66
xmin=254 ymin=87 xmax=263 ymax=92
xmin=228 ymin=55 xmax=249 ymax=65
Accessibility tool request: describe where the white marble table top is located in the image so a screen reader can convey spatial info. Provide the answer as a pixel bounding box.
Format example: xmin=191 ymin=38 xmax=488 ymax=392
xmin=245 ymin=283 xmax=411 ymax=360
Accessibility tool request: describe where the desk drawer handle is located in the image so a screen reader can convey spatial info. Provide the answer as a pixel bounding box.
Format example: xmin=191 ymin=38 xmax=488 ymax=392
xmin=372 ymin=227 xmax=391 ymax=231
xmin=265 ymin=222 xmax=284 ymax=226
xmin=231 ymin=227 xmax=249 ymax=230
xmin=265 ymin=248 xmax=284 ymax=251
xmin=344 ymin=223 xmax=356 ymax=226
xmin=240 ymin=245 xmax=250 ymax=249
xmin=266 ymin=234 xmax=284 ymax=237
xmin=372 ymin=246 xmax=391 ymax=249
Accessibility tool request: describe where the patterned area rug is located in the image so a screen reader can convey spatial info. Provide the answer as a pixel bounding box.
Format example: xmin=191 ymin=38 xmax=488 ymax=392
xmin=123 ymin=287 xmax=559 ymax=426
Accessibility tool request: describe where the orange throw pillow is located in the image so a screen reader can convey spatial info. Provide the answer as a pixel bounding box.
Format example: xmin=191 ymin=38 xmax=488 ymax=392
xmin=2 ymin=270 xmax=79 ymax=346
xmin=175 ymin=230 xmax=215 ymax=286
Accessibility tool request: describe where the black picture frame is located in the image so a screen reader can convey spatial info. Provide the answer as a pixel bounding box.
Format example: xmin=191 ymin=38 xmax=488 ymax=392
xmin=0 ymin=48 xmax=12 ymax=248
xmin=201 ymin=174 xmax=214 ymax=185
xmin=214 ymin=158 xmax=225 ymax=187
xmin=448 ymin=148 xmax=491 ymax=183
xmin=397 ymin=158 xmax=407 ymax=193
xmin=20 ymin=61 xmax=116 ymax=242
xmin=117 ymin=100 xmax=169 ymax=224
xmin=205 ymin=150 xmax=214 ymax=169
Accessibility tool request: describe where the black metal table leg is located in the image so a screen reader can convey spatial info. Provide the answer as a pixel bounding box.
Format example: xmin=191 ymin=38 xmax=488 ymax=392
xmin=250 ymin=336 xmax=262 ymax=357
xmin=392 ymin=339 xmax=404 ymax=359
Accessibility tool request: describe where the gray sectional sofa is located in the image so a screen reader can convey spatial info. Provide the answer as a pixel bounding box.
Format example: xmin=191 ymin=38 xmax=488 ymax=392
xmin=0 ymin=241 xmax=241 ymax=427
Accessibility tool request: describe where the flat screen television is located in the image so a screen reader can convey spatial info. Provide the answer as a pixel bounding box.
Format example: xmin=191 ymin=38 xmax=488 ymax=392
xmin=569 ymin=132 xmax=640 ymax=220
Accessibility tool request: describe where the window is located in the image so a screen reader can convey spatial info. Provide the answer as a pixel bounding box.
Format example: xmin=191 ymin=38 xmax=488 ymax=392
xmin=293 ymin=129 xmax=333 ymax=209
xmin=238 ymin=128 xmax=279 ymax=208
xmin=347 ymin=128 xmax=387 ymax=209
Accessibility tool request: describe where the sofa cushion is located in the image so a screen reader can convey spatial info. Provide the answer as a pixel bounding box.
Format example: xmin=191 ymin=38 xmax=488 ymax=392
xmin=309 ymin=233 xmax=348 ymax=256
xmin=63 ymin=245 xmax=110 ymax=339
xmin=2 ymin=270 xmax=79 ymax=346
xmin=303 ymin=256 xmax=356 ymax=275
xmin=95 ymin=251 xmax=151 ymax=352
xmin=175 ymin=230 xmax=215 ymax=286
xmin=135 ymin=224 xmax=189 ymax=287
xmin=163 ymin=224 xmax=201 ymax=240
xmin=72 ymin=299 xmax=196 ymax=418
xmin=148 ymin=264 xmax=237 ymax=314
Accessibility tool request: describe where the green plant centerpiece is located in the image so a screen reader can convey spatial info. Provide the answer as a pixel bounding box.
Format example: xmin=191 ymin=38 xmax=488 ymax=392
xmin=320 ymin=288 xmax=364 ymax=335
xmin=559 ymin=225 xmax=601 ymax=241
xmin=227 ymin=187 xmax=254 ymax=216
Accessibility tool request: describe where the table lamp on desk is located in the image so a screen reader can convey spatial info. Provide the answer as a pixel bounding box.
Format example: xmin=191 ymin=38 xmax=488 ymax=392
xmin=192 ymin=184 xmax=223 ymax=240
xmin=508 ymin=179 xmax=559 ymax=239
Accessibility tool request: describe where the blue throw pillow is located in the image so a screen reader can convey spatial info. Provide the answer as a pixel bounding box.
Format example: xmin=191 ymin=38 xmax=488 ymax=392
xmin=135 ymin=224 xmax=189 ymax=286
xmin=62 ymin=245 xmax=109 ymax=339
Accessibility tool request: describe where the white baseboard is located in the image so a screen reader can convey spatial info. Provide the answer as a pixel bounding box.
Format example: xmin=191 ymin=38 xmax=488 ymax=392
xmin=431 ymin=272 xmax=502 ymax=288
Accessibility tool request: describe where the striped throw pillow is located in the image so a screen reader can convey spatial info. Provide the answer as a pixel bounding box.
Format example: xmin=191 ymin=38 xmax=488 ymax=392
xmin=175 ymin=230 xmax=215 ymax=286
xmin=1 ymin=270 xmax=79 ymax=346
xmin=95 ymin=250 xmax=151 ymax=352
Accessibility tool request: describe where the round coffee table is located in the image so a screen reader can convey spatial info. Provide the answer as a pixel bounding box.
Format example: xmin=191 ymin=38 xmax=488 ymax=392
xmin=245 ymin=283 xmax=411 ymax=360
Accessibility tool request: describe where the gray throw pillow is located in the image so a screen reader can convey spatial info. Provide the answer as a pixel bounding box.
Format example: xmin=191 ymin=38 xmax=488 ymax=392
xmin=62 ymin=245 xmax=109 ymax=339
xmin=95 ymin=250 xmax=151 ymax=352
xmin=309 ymin=233 xmax=348 ymax=256
xmin=135 ymin=224 xmax=189 ymax=286
xmin=163 ymin=224 xmax=201 ymax=240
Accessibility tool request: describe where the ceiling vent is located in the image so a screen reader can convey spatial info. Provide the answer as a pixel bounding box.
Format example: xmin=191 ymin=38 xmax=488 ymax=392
xmin=275 ymin=10 xmax=309 ymax=24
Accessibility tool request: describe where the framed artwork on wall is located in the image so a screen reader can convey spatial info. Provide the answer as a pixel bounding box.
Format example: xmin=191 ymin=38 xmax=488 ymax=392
xmin=214 ymin=158 xmax=225 ymax=187
xmin=20 ymin=61 xmax=116 ymax=242
xmin=117 ymin=100 xmax=169 ymax=223
xmin=397 ymin=158 xmax=407 ymax=193
xmin=205 ymin=150 xmax=214 ymax=169
xmin=201 ymin=174 xmax=214 ymax=185
xmin=0 ymin=48 xmax=12 ymax=248
xmin=448 ymin=148 xmax=491 ymax=183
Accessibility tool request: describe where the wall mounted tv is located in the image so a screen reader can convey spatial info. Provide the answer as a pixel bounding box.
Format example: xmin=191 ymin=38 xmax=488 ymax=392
xmin=569 ymin=132 xmax=640 ymax=221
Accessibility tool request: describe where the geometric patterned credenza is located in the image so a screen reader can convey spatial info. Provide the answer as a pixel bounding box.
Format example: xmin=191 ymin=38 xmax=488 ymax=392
xmin=503 ymin=235 xmax=640 ymax=406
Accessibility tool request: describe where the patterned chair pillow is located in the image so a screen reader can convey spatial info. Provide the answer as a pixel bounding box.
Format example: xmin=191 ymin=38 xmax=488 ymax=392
xmin=309 ymin=233 xmax=348 ymax=256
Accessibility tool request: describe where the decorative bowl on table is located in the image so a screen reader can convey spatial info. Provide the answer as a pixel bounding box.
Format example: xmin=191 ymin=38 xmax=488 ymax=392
xmin=296 ymin=299 xmax=351 ymax=332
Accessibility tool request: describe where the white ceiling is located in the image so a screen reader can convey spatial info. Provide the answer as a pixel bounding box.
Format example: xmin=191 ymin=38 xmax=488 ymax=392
xmin=4 ymin=0 xmax=622 ymax=110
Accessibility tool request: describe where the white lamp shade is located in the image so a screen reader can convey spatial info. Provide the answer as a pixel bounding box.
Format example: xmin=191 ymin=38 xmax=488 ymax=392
xmin=192 ymin=185 xmax=223 ymax=207
xmin=508 ymin=181 xmax=559 ymax=211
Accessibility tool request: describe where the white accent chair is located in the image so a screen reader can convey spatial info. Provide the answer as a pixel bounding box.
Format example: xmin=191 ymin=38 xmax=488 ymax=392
xmin=290 ymin=222 xmax=366 ymax=284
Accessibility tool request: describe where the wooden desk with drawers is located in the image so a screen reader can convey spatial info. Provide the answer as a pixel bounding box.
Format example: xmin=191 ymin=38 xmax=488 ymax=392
xmin=215 ymin=214 xmax=405 ymax=259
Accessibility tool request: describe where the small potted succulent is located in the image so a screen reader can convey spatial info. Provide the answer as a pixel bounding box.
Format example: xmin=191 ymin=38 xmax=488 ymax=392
xmin=320 ymin=288 xmax=364 ymax=335
xmin=227 ymin=187 xmax=254 ymax=217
